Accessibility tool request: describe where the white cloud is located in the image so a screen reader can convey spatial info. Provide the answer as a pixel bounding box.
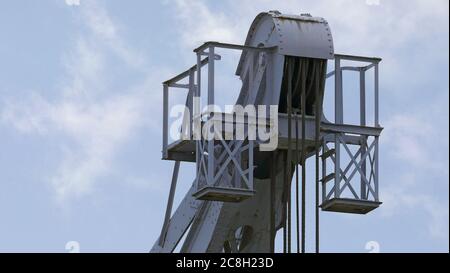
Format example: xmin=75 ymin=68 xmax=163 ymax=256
xmin=1 ymin=94 xmax=52 ymax=134
xmin=65 ymin=0 xmax=80 ymax=6
xmin=383 ymin=114 xmax=447 ymax=172
xmin=171 ymin=0 xmax=448 ymax=90
xmin=366 ymin=0 xmax=380 ymax=6
xmin=1 ymin=1 xmax=161 ymax=203
xmin=381 ymin=110 xmax=449 ymax=240
xmin=81 ymin=1 xmax=145 ymax=69
xmin=172 ymin=0 xmax=243 ymax=49
xmin=382 ymin=176 xmax=449 ymax=240
xmin=49 ymin=94 xmax=146 ymax=200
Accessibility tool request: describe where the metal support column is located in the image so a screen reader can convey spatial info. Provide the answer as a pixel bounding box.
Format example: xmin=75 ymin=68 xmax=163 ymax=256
xmin=162 ymin=84 xmax=169 ymax=159
xmin=207 ymin=46 xmax=215 ymax=185
xmin=375 ymin=63 xmax=379 ymax=127
xmin=314 ymin=61 xmax=324 ymax=253
xmin=158 ymin=161 xmax=180 ymax=246
xmin=359 ymin=69 xmax=367 ymax=199
xmin=195 ymin=53 xmax=202 ymax=187
xmin=334 ymin=57 xmax=343 ymax=198
xmin=374 ymin=63 xmax=380 ymax=201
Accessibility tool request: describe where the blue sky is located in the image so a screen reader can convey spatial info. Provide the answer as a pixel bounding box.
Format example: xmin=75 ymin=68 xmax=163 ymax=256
xmin=0 ymin=0 xmax=448 ymax=252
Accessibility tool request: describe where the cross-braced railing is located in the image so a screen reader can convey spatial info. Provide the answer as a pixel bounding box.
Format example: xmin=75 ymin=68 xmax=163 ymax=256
xmin=320 ymin=54 xmax=382 ymax=212
xmin=195 ymin=116 xmax=254 ymax=193
xmin=321 ymin=133 xmax=380 ymax=203
xmin=190 ymin=42 xmax=275 ymax=201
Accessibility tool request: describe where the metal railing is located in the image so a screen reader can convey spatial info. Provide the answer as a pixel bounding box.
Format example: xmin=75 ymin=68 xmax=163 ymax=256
xmin=161 ymin=41 xmax=276 ymax=160
xmin=322 ymin=54 xmax=382 ymax=203
xmin=161 ymin=42 xmax=276 ymax=199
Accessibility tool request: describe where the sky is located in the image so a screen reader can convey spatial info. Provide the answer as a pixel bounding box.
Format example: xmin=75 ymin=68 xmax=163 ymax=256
xmin=0 ymin=0 xmax=448 ymax=253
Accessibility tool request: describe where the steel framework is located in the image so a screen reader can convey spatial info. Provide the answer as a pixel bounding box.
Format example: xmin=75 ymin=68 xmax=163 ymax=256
xmin=153 ymin=11 xmax=383 ymax=253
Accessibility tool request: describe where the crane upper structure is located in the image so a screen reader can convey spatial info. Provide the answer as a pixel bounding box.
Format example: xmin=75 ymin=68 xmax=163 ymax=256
xmin=152 ymin=11 xmax=383 ymax=253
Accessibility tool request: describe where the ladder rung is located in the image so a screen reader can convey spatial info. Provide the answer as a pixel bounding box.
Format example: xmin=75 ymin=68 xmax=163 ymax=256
xmin=321 ymin=148 xmax=335 ymax=159
xmin=321 ymin=173 xmax=335 ymax=183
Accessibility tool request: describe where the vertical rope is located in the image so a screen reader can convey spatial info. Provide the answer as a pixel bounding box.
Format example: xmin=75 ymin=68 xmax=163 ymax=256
xmin=316 ymin=60 xmax=327 ymax=253
xmin=295 ymin=108 xmax=300 ymax=253
xmin=270 ymin=151 xmax=276 ymax=253
xmin=315 ymin=62 xmax=322 ymax=253
xmin=300 ymin=60 xmax=308 ymax=254
xmin=286 ymin=59 xmax=293 ymax=253
xmin=314 ymin=62 xmax=322 ymax=253
xmin=283 ymin=153 xmax=287 ymax=253
xmin=280 ymin=57 xmax=327 ymax=253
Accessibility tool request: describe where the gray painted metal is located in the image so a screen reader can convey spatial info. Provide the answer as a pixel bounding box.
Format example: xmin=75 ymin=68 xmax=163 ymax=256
xmin=320 ymin=198 xmax=381 ymax=214
xmin=152 ymin=11 xmax=382 ymax=253
xmin=236 ymin=11 xmax=333 ymax=76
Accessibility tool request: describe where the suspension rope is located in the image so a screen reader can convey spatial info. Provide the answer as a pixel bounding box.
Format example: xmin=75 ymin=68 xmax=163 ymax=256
xmin=295 ymin=108 xmax=300 ymax=253
xmin=270 ymin=151 xmax=276 ymax=253
xmin=300 ymin=60 xmax=307 ymax=254
xmin=314 ymin=63 xmax=321 ymax=253
xmin=315 ymin=60 xmax=327 ymax=253
xmin=286 ymin=60 xmax=293 ymax=254
xmin=283 ymin=152 xmax=287 ymax=253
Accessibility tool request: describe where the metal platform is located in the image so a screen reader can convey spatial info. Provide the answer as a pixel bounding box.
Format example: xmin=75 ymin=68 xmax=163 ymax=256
xmin=192 ymin=186 xmax=256 ymax=202
xmin=165 ymin=139 xmax=195 ymax=162
xmin=164 ymin=113 xmax=319 ymax=162
xmin=163 ymin=114 xmax=382 ymax=163
xmin=320 ymin=198 xmax=382 ymax=214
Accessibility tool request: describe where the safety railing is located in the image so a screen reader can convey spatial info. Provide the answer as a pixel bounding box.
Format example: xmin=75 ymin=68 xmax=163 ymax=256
xmin=321 ymin=54 xmax=383 ymax=212
xmin=162 ymin=41 xmax=276 ymax=201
